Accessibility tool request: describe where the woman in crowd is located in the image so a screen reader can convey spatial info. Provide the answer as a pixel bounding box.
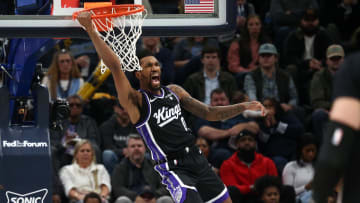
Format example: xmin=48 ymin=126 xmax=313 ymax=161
xmin=59 ymin=139 xmax=111 ymax=203
xmin=227 ymin=14 xmax=271 ymax=75
xmin=42 ymin=49 xmax=84 ymax=101
xmin=282 ymin=134 xmax=318 ymax=203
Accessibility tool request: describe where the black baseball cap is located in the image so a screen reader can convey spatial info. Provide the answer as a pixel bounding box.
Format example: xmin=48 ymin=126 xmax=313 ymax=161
xmin=228 ymin=130 xmax=257 ymax=150
xmin=237 ymin=130 xmax=256 ymax=139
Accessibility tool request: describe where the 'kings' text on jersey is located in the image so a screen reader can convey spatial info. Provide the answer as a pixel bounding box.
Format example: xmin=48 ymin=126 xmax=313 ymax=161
xmin=135 ymin=87 xmax=194 ymax=162
xmin=154 ymin=104 xmax=182 ymax=127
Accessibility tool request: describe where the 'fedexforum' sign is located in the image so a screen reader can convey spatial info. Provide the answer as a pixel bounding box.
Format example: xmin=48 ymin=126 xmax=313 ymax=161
xmin=2 ymin=140 xmax=48 ymax=148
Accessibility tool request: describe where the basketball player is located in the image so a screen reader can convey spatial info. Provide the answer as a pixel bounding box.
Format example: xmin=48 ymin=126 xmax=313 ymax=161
xmin=312 ymin=52 xmax=360 ymax=203
xmin=77 ymin=12 xmax=266 ymax=203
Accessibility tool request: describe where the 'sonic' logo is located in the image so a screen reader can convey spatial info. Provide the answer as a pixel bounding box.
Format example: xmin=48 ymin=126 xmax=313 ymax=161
xmin=5 ymin=188 xmax=48 ymax=203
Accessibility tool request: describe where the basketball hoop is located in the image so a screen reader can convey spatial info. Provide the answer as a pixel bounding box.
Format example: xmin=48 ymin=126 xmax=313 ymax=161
xmin=73 ymin=4 xmax=146 ymax=73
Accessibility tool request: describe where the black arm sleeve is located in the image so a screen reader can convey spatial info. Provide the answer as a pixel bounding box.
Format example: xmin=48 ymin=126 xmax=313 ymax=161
xmin=312 ymin=121 xmax=358 ymax=202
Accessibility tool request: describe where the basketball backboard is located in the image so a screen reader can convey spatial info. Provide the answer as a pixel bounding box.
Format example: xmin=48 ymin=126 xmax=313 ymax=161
xmin=0 ymin=0 xmax=236 ymax=38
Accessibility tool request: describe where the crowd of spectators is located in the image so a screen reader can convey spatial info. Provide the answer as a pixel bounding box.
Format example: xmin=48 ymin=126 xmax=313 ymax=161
xmin=2 ymin=0 xmax=359 ymax=202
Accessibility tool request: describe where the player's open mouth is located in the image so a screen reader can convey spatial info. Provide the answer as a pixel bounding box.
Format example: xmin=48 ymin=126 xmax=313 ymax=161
xmin=151 ymin=75 xmax=160 ymax=85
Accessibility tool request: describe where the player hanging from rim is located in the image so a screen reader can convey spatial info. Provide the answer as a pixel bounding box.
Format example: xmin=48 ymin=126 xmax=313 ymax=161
xmin=312 ymin=52 xmax=360 ymax=203
xmin=76 ymin=12 xmax=266 ymax=203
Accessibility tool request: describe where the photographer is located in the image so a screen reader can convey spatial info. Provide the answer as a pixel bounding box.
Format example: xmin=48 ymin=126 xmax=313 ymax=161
xmin=50 ymin=94 xmax=101 ymax=170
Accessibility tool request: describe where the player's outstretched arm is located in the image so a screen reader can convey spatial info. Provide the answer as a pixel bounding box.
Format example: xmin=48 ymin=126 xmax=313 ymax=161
xmin=168 ymin=84 xmax=266 ymax=121
xmin=77 ymin=12 xmax=141 ymax=123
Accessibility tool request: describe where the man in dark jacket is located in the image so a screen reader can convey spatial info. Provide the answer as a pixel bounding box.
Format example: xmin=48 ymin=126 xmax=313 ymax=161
xmin=183 ymin=46 xmax=237 ymax=105
xmin=111 ymin=134 xmax=172 ymax=203
xmin=310 ymin=44 xmax=345 ymax=141
xmin=283 ymin=8 xmax=333 ymax=105
xmin=183 ymin=45 xmax=238 ymax=130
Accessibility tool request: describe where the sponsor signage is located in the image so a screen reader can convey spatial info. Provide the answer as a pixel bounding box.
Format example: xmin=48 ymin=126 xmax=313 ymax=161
xmin=2 ymin=140 xmax=48 ymax=148
xmin=5 ymin=189 xmax=48 ymax=203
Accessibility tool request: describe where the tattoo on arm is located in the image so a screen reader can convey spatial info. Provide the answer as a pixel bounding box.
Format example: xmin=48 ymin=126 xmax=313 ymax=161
xmin=168 ymin=85 xmax=210 ymax=119
xmin=214 ymin=104 xmax=246 ymax=120
xmin=169 ymin=84 xmax=248 ymax=121
xmin=181 ymin=97 xmax=209 ymax=118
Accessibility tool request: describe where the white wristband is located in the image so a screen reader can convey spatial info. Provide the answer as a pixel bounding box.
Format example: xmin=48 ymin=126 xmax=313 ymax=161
xmin=242 ymin=110 xmax=262 ymax=118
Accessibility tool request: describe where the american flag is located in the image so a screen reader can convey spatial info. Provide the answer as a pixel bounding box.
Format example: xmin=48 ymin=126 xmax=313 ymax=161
xmin=184 ymin=0 xmax=214 ymax=14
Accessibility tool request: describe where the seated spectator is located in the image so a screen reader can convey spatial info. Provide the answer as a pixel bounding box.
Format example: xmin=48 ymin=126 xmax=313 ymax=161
xmin=195 ymin=136 xmax=219 ymax=175
xmin=51 ymin=94 xmax=101 ymax=168
xmin=220 ymin=130 xmax=278 ymax=203
xmin=310 ymin=44 xmax=345 ymax=141
xmin=183 ymin=46 xmax=237 ymax=105
xmin=283 ymin=8 xmax=333 ymax=105
xmin=244 ymin=43 xmax=298 ymax=113
xmin=183 ymin=46 xmax=238 ymax=129
xmin=254 ymin=175 xmax=282 ymax=203
xmin=59 ymin=139 xmax=111 ymax=203
xmin=227 ymin=14 xmax=271 ymax=86
xmin=112 ymin=134 xmax=172 ymax=203
xmin=257 ymin=97 xmax=304 ymax=173
xmin=84 ymin=192 xmax=102 ymax=203
xmin=41 ymin=49 xmax=84 ymax=101
xmin=101 ymin=101 xmax=137 ymax=174
xmin=282 ymin=134 xmax=318 ymax=203
xmin=196 ymin=88 xmax=260 ymax=168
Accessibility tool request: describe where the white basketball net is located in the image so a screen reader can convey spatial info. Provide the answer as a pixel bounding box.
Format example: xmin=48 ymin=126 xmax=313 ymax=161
xmin=90 ymin=7 xmax=146 ymax=73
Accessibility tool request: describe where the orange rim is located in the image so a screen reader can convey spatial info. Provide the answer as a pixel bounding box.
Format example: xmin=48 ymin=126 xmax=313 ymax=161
xmin=73 ymin=4 xmax=144 ymax=20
